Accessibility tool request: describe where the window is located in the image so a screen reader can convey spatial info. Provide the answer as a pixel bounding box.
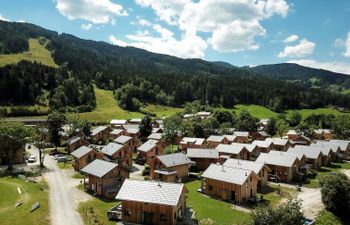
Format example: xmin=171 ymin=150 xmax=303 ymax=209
xmin=124 ymin=208 xmax=131 ymax=216
xmin=209 ymin=185 xmax=213 ymax=191
xmin=160 ymin=213 xmax=167 ymax=221
xmin=250 ymin=176 xmax=252 ymax=182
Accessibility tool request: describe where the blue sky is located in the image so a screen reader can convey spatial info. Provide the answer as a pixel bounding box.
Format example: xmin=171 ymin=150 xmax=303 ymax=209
xmin=1 ymin=0 xmax=350 ymax=74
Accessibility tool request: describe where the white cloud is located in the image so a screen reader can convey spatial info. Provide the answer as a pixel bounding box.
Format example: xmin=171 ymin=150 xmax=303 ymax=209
xmin=138 ymin=19 xmax=151 ymax=26
xmin=283 ymin=34 xmax=298 ymax=43
xmin=0 ymin=14 xmax=10 ymax=21
xmin=81 ymin=23 xmax=92 ymax=30
xmin=278 ymin=39 xmax=315 ymax=58
xmin=56 ymin=0 xmax=128 ymax=24
xmin=344 ymin=32 xmax=350 ymax=57
xmin=288 ymin=59 xmax=350 ymax=75
xmin=333 ymin=38 xmax=345 ymax=48
xmin=109 ymin=35 xmax=128 ymax=47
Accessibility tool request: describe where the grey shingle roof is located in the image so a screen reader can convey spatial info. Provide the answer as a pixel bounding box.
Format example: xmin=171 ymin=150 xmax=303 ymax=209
xmin=110 ymin=129 xmax=124 ymax=135
xmin=66 ymin=136 xmax=81 ymax=145
xmin=252 ymin=140 xmax=273 ymax=148
xmin=71 ymin=146 xmax=93 ymax=159
xmin=110 ymin=119 xmax=127 ymax=125
xmin=180 ymin=137 xmax=205 ymax=145
xmin=270 ymin=150 xmax=304 ymax=161
xmin=223 ymin=135 xmax=237 ymax=142
xmin=314 ymin=129 xmax=331 ymax=134
xmin=126 ymin=128 xmax=139 ymax=134
xmin=289 ymin=146 xmax=323 ymax=159
xmin=206 ymin=135 xmax=225 ymax=143
xmin=81 ymin=159 xmax=118 ymax=178
xmin=116 ymin=179 xmax=185 ymax=206
xmin=122 ymin=124 xmax=140 ymax=130
xmin=202 ymin=164 xmax=254 ymax=185
xmin=313 ymin=141 xmax=340 ymax=153
xmin=101 ymin=142 xmax=124 ymax=156
xmin=187 ymin=148 xmax=219 ymax=159
xmin=223 ymin=158 xmax=266 ymax=174
xmin=233 ymin=131 xmax=249 ymax=137
xmin=114 ymin=135 xmax=132 ymax=144
xmin=91 ymin=126 xmax=108 ymax=136
xmin=148 ymin=133 xmax=162 ymax=140
xmin=157 ymin=152 xmax=193 ymax=167
xmin=216 ymin=144 xmax=246 ymax=155
xmin=257 ymin=131 xmax=270 ymax=137
xmin=138 ymin=140 xmax=158 ymax=152
xmin=265 ymin=138 xmax=289 ymax=146
xmin=129 ymin=118 xmax=142 ymax=123
xmin=329 ymin=140 xmax=350 ymax=152
xmin=287 ymin=130 xmax=297 ymax=135
xmin=256 ymin=152 xmax=297 ymax=167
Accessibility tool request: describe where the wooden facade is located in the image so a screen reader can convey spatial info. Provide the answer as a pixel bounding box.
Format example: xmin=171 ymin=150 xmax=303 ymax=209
xmin=91 ymin=127 xmax=110 ymax=144
xmin=138 ymin=144 xmax=164 ymax=164
xmin=72 ymin=150 xmax=100 ymax=171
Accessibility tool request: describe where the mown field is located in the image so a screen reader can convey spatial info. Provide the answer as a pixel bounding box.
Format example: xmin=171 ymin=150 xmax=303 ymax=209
xmin=0 ymin=38 xmax=58 ymax=68
xmin=0 ymin=177 xmax=50 ymax=225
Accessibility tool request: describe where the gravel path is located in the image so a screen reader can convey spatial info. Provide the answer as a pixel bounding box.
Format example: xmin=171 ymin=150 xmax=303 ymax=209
xmin=298 ymin=187 xmax=323 ymax=219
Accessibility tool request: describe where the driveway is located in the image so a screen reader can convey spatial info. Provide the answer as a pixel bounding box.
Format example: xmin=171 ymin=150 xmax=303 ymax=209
xmin=43 ymin=154 xmax=91 ymax=225
xmin=298 ymin=187 xmax=323 ymax=219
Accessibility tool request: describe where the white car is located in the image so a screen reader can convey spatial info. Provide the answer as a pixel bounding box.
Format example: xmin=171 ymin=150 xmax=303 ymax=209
xmin=27 ymin=155 xmax=37 ymax=163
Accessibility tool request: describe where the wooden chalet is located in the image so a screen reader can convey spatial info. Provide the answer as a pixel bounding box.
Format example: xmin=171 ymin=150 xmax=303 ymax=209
xmin=216 ymin=144 xmax=250 ymax=161
xmin=90 ymin=126 xmax=110 ymax=144
xmin=71 ymin=146 xmax=99 ymax=171
xmin=109 ymin=129 xmax=125 ymax=140
xmin=265 ymin=138 xmax=291 ymax=151
xmin=314 ymin=129 xmax=332 ymax=140
xmin=115 ymin=179 xmax=188 ymax=225
xmin=252 ymin=131 xmax=270 ymax=141
xmin=179 ymin=137 xmax=205 ymax=152
xmin=65 ymin=136 xmax=85 ymax=153
xmin=251 ymin=140 xmax=274 ymax=154
xmin=150 ymin=153 xmax=194 ymax=182
xmin=201 ymin=164 xmax=259 ymax=203
xmin=232 ymin=131 xmax=250 ymax=143
xmin=329 ymin=140 xmax=350 ymax=159
xmin=101 ymin=142 xmax=132 ymax=166
xmin=137 ymin=140 xmax=164 ymax=164
xmin=0 ymin=147 xmax=25 ymax=166
xmin=114 ymin=135 xmax=139 ymax=152
xmin=289 ymin=146 xmax=323 ymax=169
xmin=148 ymin=132 xmax=163 ymax=141
xmin=287 ymin=130 xmax=298 ymax=140
xmin=129 ymin=118 xmax=142 ymax=124
xmin=110 ymin=119 xmax=127 ymax=129
xmin=290 ymin=135 xmax=311 ymax=146
xmin=186 ymin=148 xmax=219 ymax=171
xmin=152 ymin=119 xmax=163 ymax=128
xmin=206 ymin=135 xmax=229 ymax=148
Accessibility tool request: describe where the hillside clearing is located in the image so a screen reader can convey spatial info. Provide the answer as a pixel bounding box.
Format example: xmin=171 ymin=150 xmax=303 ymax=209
xmin=0 ymin=38 xmax=58 ymax=68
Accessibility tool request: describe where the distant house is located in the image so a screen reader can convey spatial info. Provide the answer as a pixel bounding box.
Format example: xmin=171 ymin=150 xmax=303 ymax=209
xmin=313 ymin=141 xmax=343 ymax=163
xmin=186 ymin=148 xmax=219 ymax=171
xmin=223 ymin=158 xmax=270 ymax=189
xmin=137 ymin=140 xmax=164 ymax=164
xmin=269 ymin=150 xmax=307 ymax=174
xmin=197 ymin=111 xmax=211 ymax=119
xmin=81 ymin=159 xmax=124 ymax=199
xmin=129 ymin=118 xmax=142 ymax=124
xmin=152 ymin=127 xmax=164 ymax=133
xmin=314 ymin=129 xmax=332 ymax=140
xmin=252 ymin=131 xmax=270 ymax=141
xmin=116 ymin=179 xmax=188 ymax=225
xmin=71 ymin=146 xmax=99 ymax=171
xmin=109 ymin=129 xmax=125 ymax=140
xmin=66 ymin=136 xmax=85 ymax=153
xmin=0 ymin=146 xmax=25 ymax=166
xmin=148 ymin=133 xmax=163 ymax=141
xmin=201 ymin=164 xmax=259 ymax=203
xmin=152 ymin=119 xmax=163 ymax=128
xmin=265 ymin=138 xmax=291 ymax=151
xmin=223 ymin=135 xmax=237 ymax=143
xmin=124 ymin=128 xmax=140 ymax=139
xmin=216 ymin=144 xmax=250 ymax=161
xmin=251 ymin=140 xmax=273 ymax=154
xmin=114 ymin=135 xmax=139 ymax=151
xmin=90 ymin=126 xmax=110 ymax=143
xmin=290 ymin=135 xmax=311 ymax=146
xmin=206 ymin=135 xmax=229 ymax=148
xmin=288 ymin=146 xmax=323 ymax=169
xmin=287 ymin=130 xmax=298 ymax=140
xmin=110 ymin=119 xmax=128 ymax=129
xmin=101 ymin=142 xmax=132 ymax=166
xmin=329 ymin=139 xmax=350 ymax=159
xmin=258 ymin=119 xmax=270 ymax=130
xmin=179 ymin=137 xmax=205 ymax=152
xmin=150 ymin=153 xmax=194 ymax=182
xmin=256 ymin=152 xmax=300 ymax=182
xmin=233 ymin=131 xmax=250 ymax=143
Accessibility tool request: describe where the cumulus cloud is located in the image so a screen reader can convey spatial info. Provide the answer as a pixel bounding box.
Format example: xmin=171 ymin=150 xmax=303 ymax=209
xmin=138 ymin=19 xmax=152 ymax=26
xmin=81 ymin=23 xmax=92 ymax=30
xmin=135 ymin=0 xmax=290 ymax=54
xmin=344 ymin=32 xmax=350 ymax=57
xmin=109 ymin=35 xmax=128 ymax=47
xmin=288 ymin=59 xmax=350 ymax=75
xmin=0 ymin=14 xmax=10 ymax=21
xmin=56 ymin=0 xmax=128 ymax=24
xmin=283 ymin=34 xmax=298 ymax=43
xmin=278 ymin=39 xmax=315 ymax=58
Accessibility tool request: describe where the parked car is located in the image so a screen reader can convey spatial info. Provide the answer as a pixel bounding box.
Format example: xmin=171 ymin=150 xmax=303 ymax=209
xmin=56 ymin=156 xmax=68 ymax=163
xmin=107 ymin=204 xmax=122 ymax=220
xmin=27 ymin=155 xmax=37 ymax=163
xmin=135 ymin=157 xmax=145 ymax=165
xmin=304 ymin=218 xmax=315 ymax=225
xmin=268 ymin=174 xmax=281 ymax=183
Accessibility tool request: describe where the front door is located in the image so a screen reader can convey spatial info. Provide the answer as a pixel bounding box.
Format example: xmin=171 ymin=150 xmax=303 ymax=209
xmin=231 ymin=191 xmax=236 ymax=201
xmin=143 ymin=212 xmax=155 ymax=225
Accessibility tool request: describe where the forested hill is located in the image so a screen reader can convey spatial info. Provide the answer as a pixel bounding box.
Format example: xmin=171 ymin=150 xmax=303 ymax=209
xmin=245 ymin=63 xmax=350 ymax=90
xmin=0 ymin=21 xmax=350 ymax=113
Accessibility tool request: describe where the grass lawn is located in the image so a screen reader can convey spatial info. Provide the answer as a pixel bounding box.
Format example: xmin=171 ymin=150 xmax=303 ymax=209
xmin=0 ymin=177 xmax=50 ymax=225
xmin=305 ymin=162 xmax=350 ymax=188
xmin=231 ymin=104 xmax=278 ymax=119
xmin=286 ymin=108 xmax=349 ymax=119
xmin=71 ymin=172 xmax=85 ymax=179
xmin=257 ymin=183 xmax=297 ymax=207
xmin=0 ymin=38 xmax=58 ymax=68
xmin=185 ymin=179 xmax=251 ymax=225
xmin=78 ymin=198 xmax=118 ymax=225
xmin=141 ymin=104 xmax=183 ymax=117
xmin=315 ymin=209 xmax=349 ymax=225
xmin=165 ymin=144 xmax=179 ymax=154
xmin=57 ymin=162 xmax=73 ymax=170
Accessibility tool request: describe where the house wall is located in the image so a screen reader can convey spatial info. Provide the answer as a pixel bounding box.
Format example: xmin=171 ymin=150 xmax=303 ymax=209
xmin=190 ymin=158 xmax=218 ymax=171
xmin=258 ymin=167 xmax=269 ymax=188
xmin=67 ymin=139 xmax=85 ymax=153
xmin=204 ymin=175 xmax=258 ymax=203
xmin=86 ymin=167 xmax=121 ymax=198
xmin=110 ymin=147 xmax=133 ymax=166
xmin=150 ymin=158 xmax=190 ymax=180
xmin=267 ymin=165 xmax=294 ymax=182
xmin=73 ymin=150 xmax=97 ymax=171
xmin=234 ymin=137 xmax=249 ymax=143
xmin=91 ymin=128 xmax=110 ymax=143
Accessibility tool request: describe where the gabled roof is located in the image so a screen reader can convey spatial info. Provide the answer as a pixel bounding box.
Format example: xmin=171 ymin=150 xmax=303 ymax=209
xmin=233 ymin=131 xmax=249 ymax=137
xmin=187 ymin=148 xmax=219 ymax=159
xmin=270 ymin=150 xmax=304 ymax=161
xmin=114 ymin=135 xmax=132 ymax=144
xmin=223 ymin=158 xmax=267 ymax=174
xmin=329 ymin=140 xmax=350 ymax=151
xmin=288 ymin=146 xmax=322 ymax=159
xmin=157 ymin=152 xmax=193 ymax=167
xmin=152 ymin=127 xmax=163 ymax=133
xmin=122 ymin=124 xmax=140 ymax=130
xmin=206 ymin=135 xmax=226 ymax=143
xmin=313 ymin=141 xmax=340 ymax=153
xmin=257 ymin=131 xmax=270 ymax=137
xmin=129 ymin=118 xmax=142 ymax=123
xmin=180 ymin=137 xmax=205 ymax=145
xmin=314 ymin=129 xmax=331 ymax=134
xmin=66 ymin=136 xmax=81 ymax=145
xmin=71 ymin=146 xmax=93 ymax=159
xmin=202 ymin=164 xmax=255 ymax=185
xmin=287 ymin=130 xmax=297 ymax=135
xmin=223 ymin=135 xmax=237 ymax=142
xmin=216 ymin=144 xmax=246 ymax=155
xmin=81 ymin=159 xmax=118 ymax=178
xmin=265 ymin=138 xmax=289 ymax=146
xmin=148 ymin=133 xmax=162 ymax=140
xmin=256 ymin=152 xmax=298 ymax=167
xmin=138 ymin=139 xmax=158 ymax=152
xmin=252 ymin=140 xmax=273 ymax=148
xmin=101 ymin=142 xmax=124 ymax=156
xmin=116 ymin=179 xmax=185 ymax=206
xmin=110 ymin=119 xmax=127 ymax=125
xmin=125 ymin=128 xmax=139 ymax=134
xmin=110 ymin=129 xmax=124 ymax=135
xmin=91 ymin=126 xmax=108 ymax=136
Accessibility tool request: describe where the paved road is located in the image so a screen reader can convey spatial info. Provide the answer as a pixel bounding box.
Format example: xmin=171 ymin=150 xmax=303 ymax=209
xmin=43 ymin=155 xmax=89 ymax=225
